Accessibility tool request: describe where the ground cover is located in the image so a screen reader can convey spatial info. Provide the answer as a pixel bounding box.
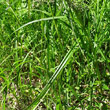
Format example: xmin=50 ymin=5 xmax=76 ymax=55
xmin=0 ymin=0 xmax=110 ymax=109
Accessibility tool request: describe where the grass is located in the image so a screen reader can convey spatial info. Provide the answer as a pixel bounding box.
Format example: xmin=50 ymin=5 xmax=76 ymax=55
xmin=0 ymin=0 xmax=110 ymax=110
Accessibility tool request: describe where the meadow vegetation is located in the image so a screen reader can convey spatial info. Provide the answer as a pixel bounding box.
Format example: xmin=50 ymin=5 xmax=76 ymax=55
xmin=0 ymin=0 xmax=110 ymax=109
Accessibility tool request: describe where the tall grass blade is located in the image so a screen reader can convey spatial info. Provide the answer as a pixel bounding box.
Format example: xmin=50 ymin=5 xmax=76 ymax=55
xmin=13 ymin=16 xmax=66 ymax=33
xmin=28 ymin=0 xmax=31 ymax=18
xmin=25 ymin=43 xmax=77 ymax=110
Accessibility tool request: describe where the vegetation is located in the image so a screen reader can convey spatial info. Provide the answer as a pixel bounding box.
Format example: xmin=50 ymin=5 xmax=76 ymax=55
xmin=0 ymin=0 xmax=110 ymax=109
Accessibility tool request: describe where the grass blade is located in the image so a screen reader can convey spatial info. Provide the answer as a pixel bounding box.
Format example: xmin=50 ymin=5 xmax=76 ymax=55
xmin=13 ymin=16 xmax=66 ymax=33
xmin=25 ymin=43 xmax=77 ymax=110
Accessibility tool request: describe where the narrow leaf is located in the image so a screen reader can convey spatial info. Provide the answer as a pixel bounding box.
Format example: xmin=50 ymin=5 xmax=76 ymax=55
xmin=25 ymin=44 xmax=77 ymax=110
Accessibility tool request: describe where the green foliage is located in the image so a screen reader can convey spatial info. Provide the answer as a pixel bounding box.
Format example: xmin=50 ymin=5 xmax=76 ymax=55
xmin=0 ymin=0 xmax=110 ymax=109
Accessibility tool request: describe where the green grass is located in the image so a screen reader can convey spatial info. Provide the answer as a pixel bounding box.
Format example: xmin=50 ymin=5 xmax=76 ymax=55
xmin=0 ymin=0 xmax=110 ymax=110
